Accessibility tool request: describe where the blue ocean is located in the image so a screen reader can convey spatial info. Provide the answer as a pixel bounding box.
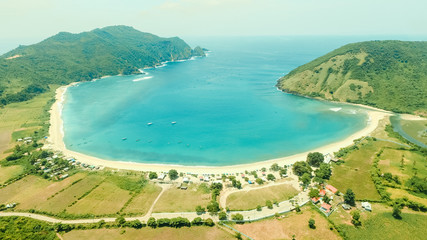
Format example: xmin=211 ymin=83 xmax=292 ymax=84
xmin=62 ymin=36 xmax=369 ymax=166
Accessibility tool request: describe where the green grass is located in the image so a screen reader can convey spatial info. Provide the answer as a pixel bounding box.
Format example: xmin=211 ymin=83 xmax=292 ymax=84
xmin=0 ymin=165 xmax=24 ymax=184
xmin=36 ymin=174 xmax=105 ymax=213
xmin=378 ymin=148 xmax=427 ymax=181
xmin=0 ymin=175 xmax=53 ymax=206
xmin=235 ymin=205 xmax=341 ymax=240
xmin=153 ymin=184 xmax=212 ymax=213
xmin=400 ymin=119 xmax=427 ymax=145
xmin=226 ymin=184 xmax=299 ymax=211
xmin=338 ymin=209 xmax=427 ymax=240
xmin=66 ymin=180 xmax=132 ymax=215
xmin=329 ymin=139 xmax=387 ymax=200
xmin=122 ymin=183 xmax=162 ymax=215
xmin=62 ymin=226 xmax=234 ymax=240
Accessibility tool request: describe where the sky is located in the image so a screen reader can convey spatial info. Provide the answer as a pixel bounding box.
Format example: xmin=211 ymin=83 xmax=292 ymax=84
xmin=1 ymin=0 xmax=427 ymax=54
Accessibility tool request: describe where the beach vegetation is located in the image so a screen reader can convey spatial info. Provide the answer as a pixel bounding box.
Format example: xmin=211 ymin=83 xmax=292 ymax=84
xmin=270 ymin=163 xmax=280 ymax=171
xmin=307 ymin=152 xmax=324 ymax=167
xmin=292 ymin=161 xmax=312 ymax=176
xmin=148 ymin=172 xmax=157 ymax=179
xmin=267 ymin=174 xmax=276 ymax=181
xmin=168 ymin=169 xmax=178 ymax=180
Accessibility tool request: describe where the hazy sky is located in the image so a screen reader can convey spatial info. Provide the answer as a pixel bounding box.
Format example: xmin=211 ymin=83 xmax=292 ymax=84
xmin=1 ymin=0 xmax=427 ymax=53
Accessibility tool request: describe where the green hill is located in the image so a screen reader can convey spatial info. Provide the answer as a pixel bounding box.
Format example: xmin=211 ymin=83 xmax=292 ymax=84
xmin=0 ymin=25 xmax=204 ymax=106
xmin=277 ymin=40 xmax=427 ymax=116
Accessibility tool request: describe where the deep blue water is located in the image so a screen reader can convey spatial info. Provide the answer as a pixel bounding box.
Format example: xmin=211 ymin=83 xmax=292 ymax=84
xmin=62 ymin=36 xmax=368 ymax=166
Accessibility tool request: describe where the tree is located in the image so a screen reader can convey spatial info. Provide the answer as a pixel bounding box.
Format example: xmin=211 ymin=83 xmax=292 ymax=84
xmin=207 ymin=201 xmax=220 ymax=214
xmin=235 ymin=232 xmax=243 ymax=240
xmin=204 ymin=218 xmax=215 ymax=226
xmin=307 ymin=152 xmax=324 ymax=167
xmin=267 ymin=174 xmax=276 ymax=181
xmin=266 ymin=200 xmax=273 ymax=209
xmin=191 ymin=217 xmax=203 ymax=226
xmin=256 ymin=178 xmax=264 ymax=185
xmin=149 ymin=172 xmax=158 ymax=179
xmin=308 ymin=218 xmax=316 ymax=229
xmin=392 ymin=205 xmax=402 ymax=219
xmin=315 ymin=163 xmax=332 ymax=180
xmin=147 ymin=217 xmax=157 ymax=228
xmin=115 ymin=216 xmax=126 ymax=227
xmin=218 ymin=211 xmax=227 ymax=220
xmin=256 ymin=205 xmax=262 ymax=211
xmin=168 ymin=169 xmax=178 ymax=180
xmin=309 ymin=188 xmax=320 ymax=198
xmin=129 ymin=219 xmax=143 ymax=229
xmin=351 ymin=210 xmax=361 ymax=226
xmin=300 ymin=173 xmax=311 ymax=186
xmin=270 ymin=163 xmax=280 ymax=171
xmin=232 ymin=213 xmax=244 ymax=221
xmin=232 ymin=179 xmax=242 ymax=189
xmin=196 ymin=205 xmax=205 ymax=214
xmin=344 ymin=189 xmax=356 ymax=206
xmin=293 ymin=161 xmax=312 ymax=176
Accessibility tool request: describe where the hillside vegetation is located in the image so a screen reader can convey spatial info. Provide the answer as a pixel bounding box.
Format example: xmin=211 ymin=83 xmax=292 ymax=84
xmin=0 ymin=25 xmax=204 ymax=106
xmin=277 ymin=40 xmax=427 ymax=115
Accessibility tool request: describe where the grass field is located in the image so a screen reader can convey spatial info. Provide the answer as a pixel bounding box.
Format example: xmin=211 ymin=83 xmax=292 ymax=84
xmin=235 ymin=206 xmax=341 ymax=240
xmin=378 ymin=148 xmax=426 ymax=180
xmin=387 ymin=188 xmax=427 ymax=205
xmin=62 ymin=226 xmax=235 ymax=240
xmin=328 ymin=139 xmax=393 ymax=200
xmin=400 ymin=119 xmax=427 ymax=145
xmin=0 ymin=90 xmax=55 ymax=156
xmin=122 ymin=183 xmax=162 ymax=215
xmin=0 ymin=165 xmax=24 ymax=184
xmin=153 ymin=184 xmax=211 ymax=213
xmin=36 ymin=174 xmax=105 ymax=213
xmin=67 ymin=180 xmax=132 ymax=215
xmin=333 ymin=204 xmax=427 ymax=240
xmin=0 ymin=175 xmax=53 ymax=206
xmin=226 ymin=184 xmax=299 ymax=210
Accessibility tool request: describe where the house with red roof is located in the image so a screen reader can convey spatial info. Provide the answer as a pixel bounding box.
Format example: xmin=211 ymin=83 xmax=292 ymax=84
xmin=326 ymin=184 xmax=338 ymax=194
xmin=320 ymin=202 xmax=332 ymax=213
xmin=319 ymin=189 xmax=326 ymax=196
xmin=311 ymin=197 xmax=320 ymax=204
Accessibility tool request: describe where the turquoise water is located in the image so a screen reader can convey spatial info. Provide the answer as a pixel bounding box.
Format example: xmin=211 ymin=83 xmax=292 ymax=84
xmin=62 ymin=37 xmax=367 ymax=166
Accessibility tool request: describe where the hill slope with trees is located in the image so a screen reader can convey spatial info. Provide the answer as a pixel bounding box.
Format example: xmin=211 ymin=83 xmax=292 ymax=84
xmin=0 ymin=25 xmax=204 ymax=106
xmin=277 ymin=40 xmax=427 ymax=116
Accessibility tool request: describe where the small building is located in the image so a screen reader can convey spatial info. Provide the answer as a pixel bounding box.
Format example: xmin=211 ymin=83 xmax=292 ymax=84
xmin=362 ymin=202 xmax=372 ymax=211
xmin=203 ymin=176 xmax=210 ymax=182
xmin=324 ymin=153 xmax=333 ymax=164
xmin=248 ymin=180 xmax=253 ymax=184
xmin=342 ymin=204 xmax=351 ymax=210
xmin=63 ymin=167 xmax=69 ymax=172
xmin=183 ymin=177 xmax=190 ymax=183
xmin=312 ymin=197 xmax=320 ymax=204
xmin=157 ymin=174 xmax=166 ymax=180
xmin=60 ymin=174 xmax=69 ymax=179
xmin=320 ymin=202 xmax=332 ymax=213
xmin=6 ymin=203 xmax=16 ymax=208
xmin=17 ymin=139 xmax=23 ymax=142
xmin=326 ymin=185 xmax=338 ymax=194
xmin=319 ymin=189 xmax=326 ymax=197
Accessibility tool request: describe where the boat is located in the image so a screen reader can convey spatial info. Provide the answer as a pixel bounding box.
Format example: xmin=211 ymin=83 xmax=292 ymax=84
xmin=122 ymin=138 xmax=127 ymax=140
xmin=171 ymin=121 xmax=177 ymax=125
xmin=147 ymin=122 xmax=153 ymax=126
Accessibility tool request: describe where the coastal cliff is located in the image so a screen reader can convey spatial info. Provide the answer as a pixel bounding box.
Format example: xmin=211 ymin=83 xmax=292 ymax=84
xmin=0 ymin=25 xmax=205 ymax=106
xmin=277 ymin=40 xmax=427 ymax=116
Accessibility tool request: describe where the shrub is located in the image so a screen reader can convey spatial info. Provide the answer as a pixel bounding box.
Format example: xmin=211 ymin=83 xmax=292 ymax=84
xmin=147 ymin=217 xmax=157 ymax=228
xmin=308 ymin=218 xmax=316 ymax=229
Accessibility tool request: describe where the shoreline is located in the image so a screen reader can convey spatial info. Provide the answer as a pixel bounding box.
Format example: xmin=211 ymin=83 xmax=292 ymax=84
xmin=46 ymin=82 xmax=392 ymax=174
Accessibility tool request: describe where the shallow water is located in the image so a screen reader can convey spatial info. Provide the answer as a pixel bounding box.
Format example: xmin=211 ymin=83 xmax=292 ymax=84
xmin=62 ymin=36 xmax=367 ymax=166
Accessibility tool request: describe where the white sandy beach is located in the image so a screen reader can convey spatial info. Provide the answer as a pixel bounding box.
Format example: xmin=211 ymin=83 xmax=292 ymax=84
xmin=46 ymin=83 xmax=392 ymax=174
